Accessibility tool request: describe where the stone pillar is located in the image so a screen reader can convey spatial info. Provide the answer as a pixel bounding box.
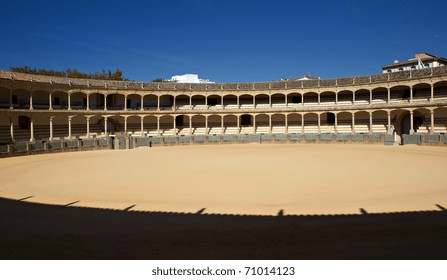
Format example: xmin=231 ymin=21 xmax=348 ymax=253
xmin=269 ymin=95 xmax=272 ymax=109
xmin=285 ymin=94 xmax=288 ymax=107
xmin=387 ymin=88 xmax=390 ymax=104
xmin=205 ymin=96 xmax=208 ymax=107
xmin=189 ymin=96 xmax=192 ymax=109
xmin=334 ymin=113 xmax=338 ymax=134
xmin=140 ymin=116 xmax=144 ymax=135
xmin=351 ymin=112 xmax=355 ymax=133
xmin=285 ymin=114 xmax=288 ymax=134
xmin=9 ymin=89 xmax=13 ymax=109
xmin=141 ymin=95 xmax=144 ymax=111
xmin=253 ymin=95 xmax=255 ymax=109
xmin=205 ymin=116 xmax=209 ymax=135
xmin=10 ymin=117 xmax=14 ymax=142
xmin=369 ymin=112 xmax=373 ymax=134
xmin=173 ymin=116 xmax=176 ymax=136
xmin=269 ymin=115 xmax=272 ymax=134
xmin=30 ymin=118 xmax=35 ymax=142
xmin=221 ymin=96 xmax=224 ymax=108
xmin=253 ymin=115 xmax=256 ymax=134
xmin=157 ymin=96 xmax=160 ymax=111
xmin=86 ymin=116 xmax=90 ymax=138
xmin=237 ymin=115 xmax=240 ymax=135
xmin=173 ymin=96 xmax=176 ymax=111
xmin=124 ymin=96 xmax=127 ymax=111
xmin=301 ymin=115 xmax=304 ymax=134
xmin=387 ymin=111 xmax=391 ymax=134
xmin=335 ymin=91 xmax=338 ymax=105
xmin=49 ymin=92 xmax=53 ymax=110
xmin=68 ymin=116 xmax=72 ymax=139
xmin=430 ymin=110 xmax=435 ymax=135
xmin=189 ymin=116 xmax=192 ymax=136
xmin=104 ymin=95 xmax=107 ymax=111
xmin=352 ymin=91 xmax=355 ymax=104
xmin=317 ymin=114 xmax=321 ymax=134
xmin=49 ymin=116 xmax=54 ymax=140
xmin=370 ymin=89 xmax=373 ymax=104
xmin=157 ymin=116 xmax=160 ymax=136
xmin=410 ymin=111 xmax=414 ymax=135
xmin=104 ymin=116 xmax=108 ymax=136
xmin=68 ymin=93 xmax=72 ymax=110
xmin=237 ymin=96 xmax=240 ymax=109
xmin=30 ymin=92 xmax=33 ymax=110
xmin=86 ymin=94 xmax=90 ymax=110
xmin=124 ymin=117 xmax=128 ymax=134
xmin=431 ymin=84 xmax=434 ymax=101
xmin=221 ymin=116 xmax=224 ymax=135
xmin=317 ymin=93 xmax=320 ymax=105
xmin=410 ymin=86 xmax=413 ymax=103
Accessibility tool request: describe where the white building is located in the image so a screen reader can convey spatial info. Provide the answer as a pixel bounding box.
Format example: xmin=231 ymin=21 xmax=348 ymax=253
xmin=169 ymin=74 xmax=214 ymax=84
xmin=382 ymin=53 xmax=447 ymax=73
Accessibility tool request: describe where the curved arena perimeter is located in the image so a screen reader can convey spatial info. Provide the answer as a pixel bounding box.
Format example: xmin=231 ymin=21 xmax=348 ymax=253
xmin=0 ymin=68 xmax=447 ymax=215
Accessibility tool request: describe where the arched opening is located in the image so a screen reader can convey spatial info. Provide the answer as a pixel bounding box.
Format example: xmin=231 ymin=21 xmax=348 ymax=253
xmin=413 ymin=83 xmax=431 ymax=102
xmin=207 ymin=95 xmax=222 ymax=108
xmin=144 ymin=116 xmax=159 ymax=136
xmin=32 ymin=90 xmax=50 ymax=109
xmin=239 ymin=94 xmax=254 ymax=109
xmin=434 ymin=81 xmax=447 ymax=99
xmin=89 ymin=93 xmax=105 ymax=110
xmin=223 ymin=95 xmax=238 ymax=109
xmin=337 ymin=112 xmax=352 ymax=133
xmin=70 ymin=92 xmax=87 ymax=110
xmin=303 ymin=92 xmax=318 ymax=106
xmin=255 ymin=94 xmax=269 ymax=109
xmin=16 ymin=115 xmax=31 ymax=142
xmin=354 ymin=111 xmax=369 ymax=133
xmin=126 ymin=116 xmax=141 ymax=135
xmin=371 ymin=87 xmax=388 ymax=104
xmin=303 ymin=113 xmax=318 ymax=133
xmin=371 ymin=110 xmax=388 ymax=133
xmin=159 ymin=95 xmax=174 ymax=110
xmin=271 ymin=114 xmax=285 ymax=134
xmin=287 ymin=113 xmax=302 ymax=134
xmin=106 ymin=116 xmax=124 ymax=133
xmin=287 ymin=92 xmax=302 ymax=107
xmin=255 ymin=114 xmax=269 ymax=134
xmin=240 ymin=114 xmax=253 ymax=134
xmin=320 ymin=112 xmax=335 ymax=133
xmin=271 ymin=93 xmax=286 ymax=108
xmin=412 ymin=108 xmax=431 ymax=134
xmin=398 ymin=110 xmax=424 ymax=135
xmin=223 ymin=115 xmax=238 ymax=134
xmin=320 ymin=91 xmax=336 ymax=107
xmin=51 ymin=91 xmax=69 ymax=109
xmin=12 ymin=89 xmax=31 ymax=109
xmin=127 ymin=94 xmax=141 ymax=110
xmin=191 ymin=115 xmax=207 ymax=135
xmin=208 ymin=115 xmax=222 ymax=135
xmin=191 ymin=95 xmax=206 ymax=110
xmin=0 ymin=86 xmax=10 ymax=108
xmin=106 ymin=94 xmax=125 ymax=110
xmin=434 ymin=107 xmax=447 ymax=133
xmin=338 ymin=90 xmax=353 ymax=106
xmin=354 ymin=89 xmax=370 ymax=105
xmin=175 ymin=94 xmax=190 ymax=110
xmin=71 ymin=115 xmax=87 ymax=138
xmin=390 ymin=85 xmax=409 ymax=103
xmin=159 ymin=115 xmax=175 ymax=136
xmin=143 ymin=94 xmax=158 ymax=110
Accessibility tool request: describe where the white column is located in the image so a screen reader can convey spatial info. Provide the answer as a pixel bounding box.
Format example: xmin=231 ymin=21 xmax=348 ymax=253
xmin=49 ymin=92 xmax=53 ymax=110
xmin=285 ymin=114 xmax=288 ymax=134
xmin=269 ymin=115 xmax=272 ymax=134
xmin=9 ymin=89 xmax=13 ymax=109
xmin=410 ymin=111 xmax=414 ymax=135
xmin=370 ymin=89 xmax=373 ymax=104
xmin=141 ymin=95 xmax=144 ymax=111
xmin=387 ymin=88 xmax=390 ymax=103
xmin=86 ymin=94 xmax=90 ymax=110
xmin=140 ymin=116 xmax=144 ymax=135
xmin=317 ymin=93 xmax=320 ymax=105
xmin=221 ymin=116 xmax=224 ymax=135
xmin=387 ymin=111 xmax=391 ymax=134
xmin=237 ymin=115 xmax=240 ymax=135
xmin=124 ymin=117 xmax=127 ymax=134
xmin=237 ymin=96 xmax=240 ymax=109
xmin=301 ymin=115 xmax=304 ymax=134
xmin=205 ymin=116 xmax=208 ymax=135
xmin=430 ymin=110 xmax=434 ymax=135
xmin=353 ymin=91 xmax=355 ymax=104
xmin=68 ymin=116 xmax=72 ymax=139
xmin=334 ymin=113 xmax=338 ymax=134
xmin=157 ymin=96 xmax=160 ymax=111
xmin=29 ymin=91 xmax=33 ymax=110
xmin=253 ymin=115 xmax=256 ymax=134
xmin=335 ymin=91 xmax=338 ymax=105
xmin=189 ymin=96 xmax=192 ymax=109
xmin=124 ymin=96 xmax=127 ymax=111
xmin=30 ymin=118 xmax=34 ymax=142
xmin=157 ymin=117 xmax=160 ymax=136
xmin=253 ymin=95 xmax=255 ymax=109
xmin=285 ymin=95 xmax=288 ymax=107
xmin=86 ymin=117 xmax=90 ymax=138
xmin=173 ymin=116 xmax=177 ymax=135
xmin=317 ymin=114 xmax=321 ymax=134
xmin=104 ymin=116 xmax=108 ymax=136
xmin=10 ymin=117 xmax=14 ymax=142
xmin=221 ymin=96 xmax=224 ymax=109
xmin=369 ymin=112 xmax=373 ymax=134
xmin=189 ymin=116 xmax=192 ymax=136
xmin=173 ymin=96 xmax=176 ymax=111
xmin=431 ymin=84 xmax=434 ymax=101
xmin=351 ymin=112 xmax=355 ymax=133
xmin=104 ymin=95 xmax=107 ymax=111
xmin=49 ymin=116 xmax=54 ymax=140
xmin=269 ymin=95 xmax=272 ymax=109
xmin=410 ymin=86 xmax=413 ymax=103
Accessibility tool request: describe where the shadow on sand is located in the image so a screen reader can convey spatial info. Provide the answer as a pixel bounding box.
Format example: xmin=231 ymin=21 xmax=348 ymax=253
xmin=1 ymin=197 xmax=447 ymax=260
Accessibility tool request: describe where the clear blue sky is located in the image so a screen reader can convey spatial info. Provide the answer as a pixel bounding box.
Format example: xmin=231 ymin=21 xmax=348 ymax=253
xmin=1 ymin=0 xmax=446 ymax=82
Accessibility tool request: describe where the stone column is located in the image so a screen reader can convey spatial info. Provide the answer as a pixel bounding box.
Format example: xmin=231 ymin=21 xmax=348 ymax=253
xmin=104 ymin=95 xmax=107 ymax=111
xmin=10 ymin=117 xmax=14 ymax=142
xmin=369 ymin=112 xmax=373 ymax=134
xmin=140 ymin=116 xmax=144 ymax=135
xmin=157 ymin=116 xmax=160 ymax=136
xmin=431 ymin=84 xmax=434 ymax=101
xmin=30 ymin=118 xmax=34 ymax=142
xmin=86 ymin=116 xmax=91 ymax=138
xmin=430 ymin=110 xmax=435 ymax=135
xmin=387 ymin=111 xmax=391 ymax=134
xmin=173 ymin=96 xmax=176 ymax=111
xmin=352 ymin=91 xmax=355 ymax=104
xmin=334 ymin=113 xmax=338 ymax=134
xmin=253 ymin=95 xmax=256 ymax=109
xmin=68 ymin=93 xmax=72 ymax=110
xmin=410 ymin=86 xmax=413 ymax=103
xmin=173 ymin=116 xmax=176 ymax=136
xmin=49 ymin=116 xmax=54 ymax=140
xmin=370 ymin=89 xmax=373 ymax=104
xmin=124 ymin=96 xmax=127 ymax=111
xmin=285 ymin=114 xmax=288 ymax=134
xmin=86 ymin=94 xmax=90 ymax=110
xmin=157 ymin=96 xmax=160 ymax=111
xmin=410 ymin=111 xmax=414 ymax=135
xmin=269 ymin=95 xmax=272 ymax=108
xmin=30 ymin=91 xmax=33 ymax=110
xmin=205 ymin=116 xmax=209 ymax=135
xmin=317 ymin=114 xmax=321 ymax=134
xmin=317 ymin=93 xmax=320 ymax=105
xmin=237 ymin=96 xmax=240 ymax=109
xmin=221 ymin=96 xmax=224 ymax=108
xmin=253 ymin=115 xmax=256 ymax=134
xmin=49 ymin=92 xmax=53 ymax=110
xmin=351 ymin=112 xmax=355 ymax=133
xmin=140 ymin=95 xmax=144 ymax=111
xmin=104 ymin=116 xmax=108 ymax=136
xmin=221 ymin=116 xmax=224 ymax=135
xmin=237 ymin=115 xmax=240 ymax=135
xmin=123 ymin=116 xmax=128 ymax=134
xmin=189 ymin=116 xmax=192 ymax=136
xmin=9 ymin=89 xmax=13 ymax=109
xmin=335 ymin=91 xmax=338 ymax=105
xmin=387 ymin=88 xmax=390 ymax=104
xmin=68 ymin=116 xmax=72 ymax=139
xmin=301 ymin=115 xmax=304 ymax=134
xmin=269 ymin=115 xmax=272 ymax=134
xmin=189 ymin=96 xmax=192 ymax=109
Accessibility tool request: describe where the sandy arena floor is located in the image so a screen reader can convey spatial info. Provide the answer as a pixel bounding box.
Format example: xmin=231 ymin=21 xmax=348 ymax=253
xmin=0 ymin=144 xmax=446 ymax=215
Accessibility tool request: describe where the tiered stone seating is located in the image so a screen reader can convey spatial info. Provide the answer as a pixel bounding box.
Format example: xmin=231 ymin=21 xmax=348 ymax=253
xmin=272 ymin=126 xmax=285 ymax=134
xmin=193 ymin=104 xmax=208 ymax=110
xmin=255 ymin=126 xmax=269 ymax=134
xmin=240 ymin=126 xmax=253 ymax=134
xmin=287 ymin=125 xmax=301 ymax=133
xmin=193 ymin=127 xmax=208 ymax=135
xmin=224 ymin=104 xmax=238 ymax=109
xmin=255 ymin=103 xmax=269 ymax=109
xmin=336 ymin=125 xmax=352 ymax=134
xmin=415 ymin=125 xmax=430 ymax=134
xmin=371 ymin=124 xmax=387 ymax=133
xmin=303 ymin=125 xmax=319 ymax=133
xmin=354 ymin=124 xmax=369 ymax=133
xmin=224 ymin=127 xmax=239 ymax=135
xmin=208 ymin=127 xmax=222 ymax=135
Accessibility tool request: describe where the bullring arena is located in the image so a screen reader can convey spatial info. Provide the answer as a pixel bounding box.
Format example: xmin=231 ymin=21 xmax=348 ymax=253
xmin=1 ymin=67 xmax=447 ymax=259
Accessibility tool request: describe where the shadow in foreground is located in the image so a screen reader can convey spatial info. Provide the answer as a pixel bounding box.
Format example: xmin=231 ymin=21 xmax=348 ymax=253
xmin=1 ymin=197 xmax=446 ymax=260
